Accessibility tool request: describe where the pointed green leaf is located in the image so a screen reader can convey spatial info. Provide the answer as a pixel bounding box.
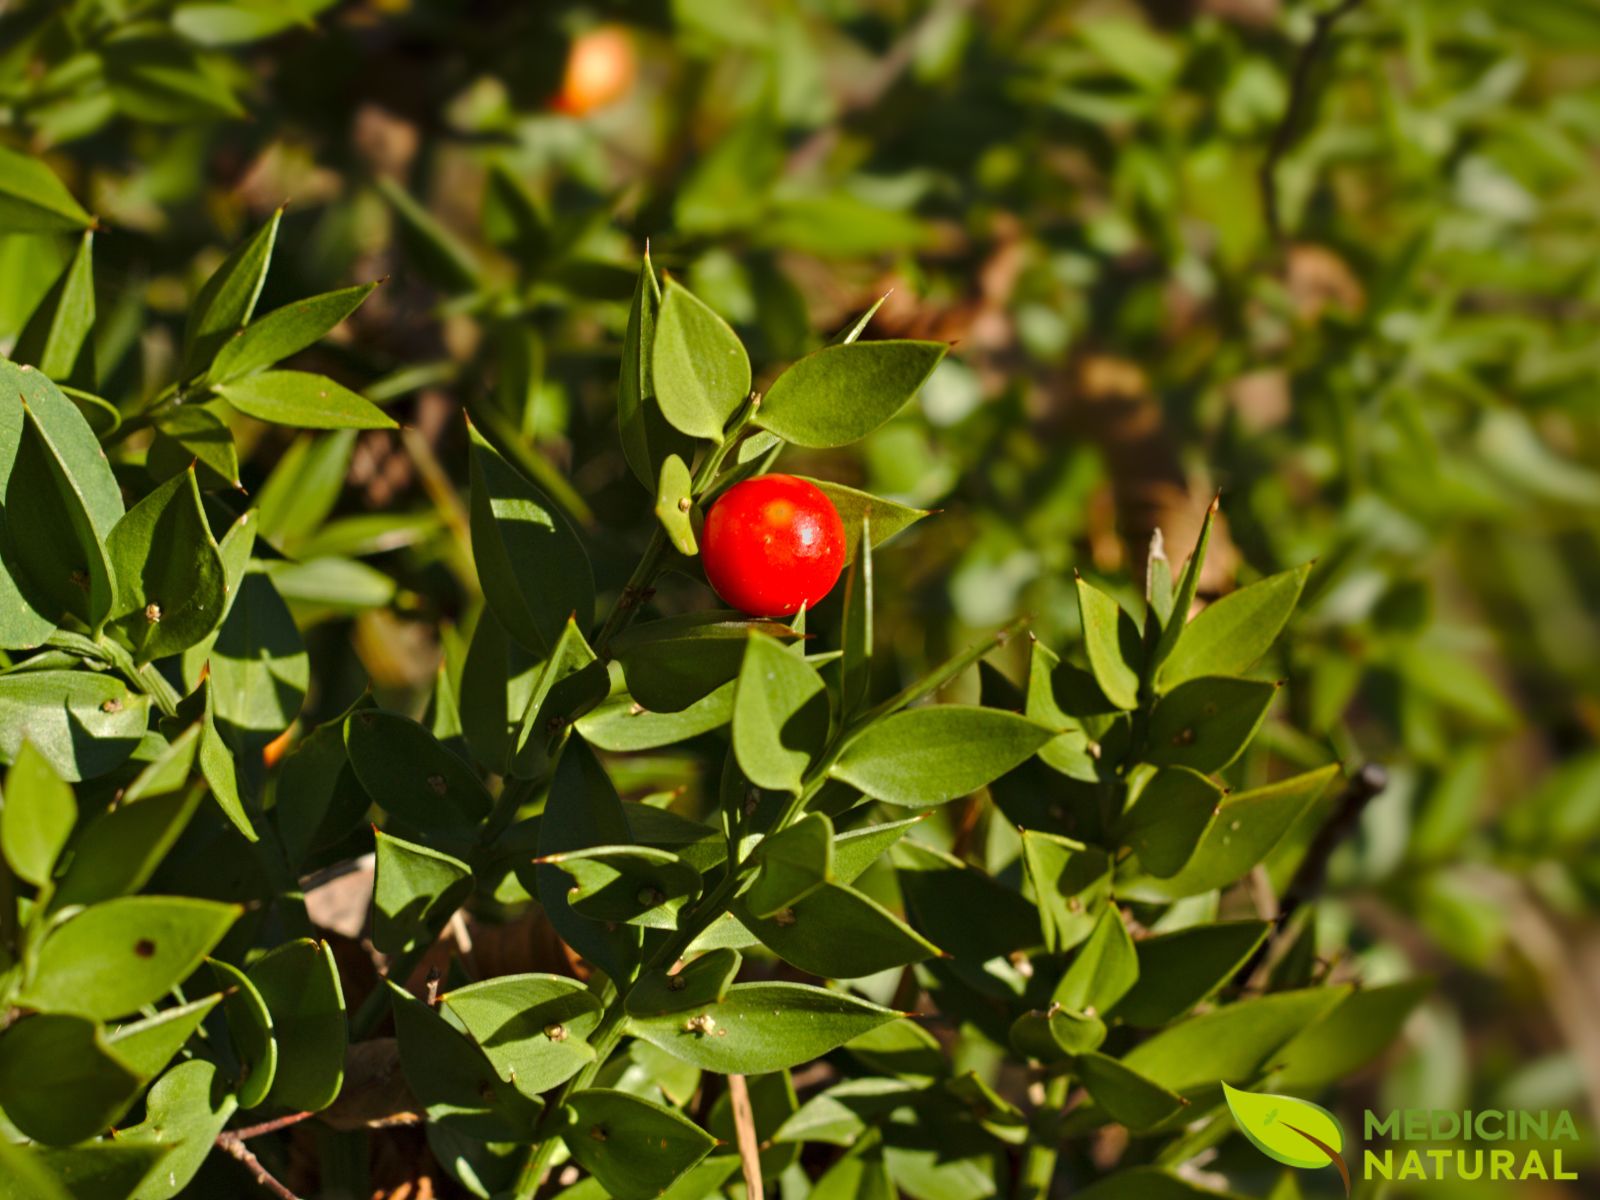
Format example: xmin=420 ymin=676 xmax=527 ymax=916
xmin=1075 ymin=1052 xmax=1188 ymax=1131
xmin=1146 ymin=676 xmax=1276 ymax=773
xmin=736 ymin=880 xmax=940 ymax=979
xmin=375 ymin=176 xmax=482 ymax=293
xmin=0 ymin=145 xmax=94 ymax=233
xmin=373 ymin=829 xmax=473 ymax=958
xmin=745 ymin=813 xmax=833 ymax=919
xmin=467 ymin=420 xmax=594 ymax=655
xmin=1147 ymin=500 xmax=1216 ymax=679
xmin=1020 ymin=830 xmax=1112 ymax=953
xmin=118 ymin=1058 xmax=238 ymax=1200
xmin=631 ymin=982 xmax=901 ymax=1074
xmin=102 ymin=35 xmax=246 ymax=125
xmin=1053 ymin=906 xmax=1138 ymax=1015
xmin=802 ymin=480 xmax=930 ymax=562
xmin=651 ymin=280 xmax=750 ymax=441
xmin=210 ymin=282 xmax=377 ymax=383
xmin=541 ymin=844 xmax=701 ymax=928
xmin=1118 ymin=766 xmax=1223 ymax=878
xmin=52 ymin=779 xmax=203 ymax=908
xmin=14 ymin=230 xmax=95 ymax=386
xmin=1076 ymin=577 xmax=1140 ymax=710
xmin=1124 ymin=765 xmax=1341 ymax=900
xmin=20 ymin=896 xmax=240 ymax=1019
xmin=1159 ymin=564 xmax=1310 ymax=690
xmin=148 ymin=406 xmax=241 ymax=491
xmin=105 ymin=469 xmax=228 ymax=662
xmin=560 ymin=1088 xmax=716 ymax=1200
xmin=388 ymin=981 xmax=543 ymax=1140
xmin=0 ymin=671 xmax=150 ymax=782
xmin=0 ymin=1014 xmax=141 ymax=1144
xmin=1270 ymin=979 xmax=1431 ymax=1089
xmin=612 ymin=614 xmax=797 ymax=713
xmin=830 ymin=706 xmax=1056 ymax=807
xmin=626 ymin=949 xmax=743 ymax=1018
xmin=575 ymin=682 xmax=735 ymax=752
xmin=509 ymin=617 xmax=608 ymax=779
xmin=216 ymin=370 xmax=396 ymax=429
xmin=209 ymin=957 xmax=277 ymax=1108
xmin=1111 ymin=921 xmax=1271 ymax=1028
xmin=182 ymin=210 xmax=280 ymax=378
xmin=248 ymin=938 xmax=346 ymax=1111
xmin=733 ymin=633 xmax=829 ymax=794
xmin=443 ymin=974 xmax=602 ymax=1096
xmin=199 ymin=680 xmax=255 ymax=841
xmin=619 ymin=251 xmax=692 ymax=490
xmin=345 ymin=708 xmax=493 ymax=832
xmin=103 ymin=994 xmax=220 ymax=1078
xmin=1009 ymin=1007 xmax=1106 ymax=1061
xmin=206 ymin=570 xmax=308 ymax=760
xmin=840 ymin=516 xmax=873 ymax=718
xmin=832 ymin=817 xmax=924 ymax=883
xmin=1 ymin=741 xmax=76 ymax=886
xmin=755 ymin=341 xmax=947 ymax=449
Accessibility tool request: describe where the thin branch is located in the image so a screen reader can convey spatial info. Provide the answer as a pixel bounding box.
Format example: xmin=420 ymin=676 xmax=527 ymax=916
xmin=727 ymin=1074 xmax=765 ymax=1200
xmin=1259 ymin=0 xmax=1367 ymax=246
xmin=219 ymin=1111 xmax=315 ymax=1142
xmin=215 ymin=1133 xmax=302 ymax=1200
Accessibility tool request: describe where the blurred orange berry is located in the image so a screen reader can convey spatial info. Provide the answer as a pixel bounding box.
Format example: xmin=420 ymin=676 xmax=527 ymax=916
xmin=555 ymin=27 xmax=636 ymax=116
xmin=263 ymin=725 xmax=294 ymax=769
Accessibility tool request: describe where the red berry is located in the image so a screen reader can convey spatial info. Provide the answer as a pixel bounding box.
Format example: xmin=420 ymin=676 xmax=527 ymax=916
xmin=701 ymin=475 xmax=846 ymax=617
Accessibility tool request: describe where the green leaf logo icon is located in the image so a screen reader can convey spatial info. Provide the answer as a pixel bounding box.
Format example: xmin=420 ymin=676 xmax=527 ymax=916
xmin=1223 ymin=1083 xmax=1350 ymax=1195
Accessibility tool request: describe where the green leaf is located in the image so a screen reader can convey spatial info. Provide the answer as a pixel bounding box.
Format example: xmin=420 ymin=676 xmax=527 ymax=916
xmin=560 ymin=1088 xmax=716 ymax=1200
xmin=216 ymin=370 xmax=396 ymax=429
xmin=1223 ymin=1083 xmax=1345 ymax=1171
xmin=754 ymin=341 xmax=947 ymax=449
xmin=1053 ymin=906 xmax=1138 ymax=1014
xmin=1074 ymin=1052 xmax=1188 ymax=1131
xmin=0 ymin=1140 xmax=72 ymax=1200
xmin=0 ymin=1014 xmax=140 ymax=1145
xmin=1158 ymin=564 xmax=1310 ymax=690
xmin=733 ymin=633 xmax=829 ymax=793
xmin=612 ymin=614 xmax=797 ymax=713
xmin=626 ymin=949 xmax=742 ymax=1018
xmin=0 ymin=145 xmax=94 ymax=233
xmin=13 ymin=230 xmax=96 ymax=386
xmin=802 ymin=479 xmax=931 ymax=562
xmin=59 ymin=386 xmax=121 ymax=438
xmin=575 ymin=680 xmax=735 ymax=751
xmin=105 ymin=469 xmax=228 ymax=663
xmin=0 ymin=671 xmax=150 ymax=782
xmin=508 ymin=618 xmax=607 ymax=780
xmin=119 ymin=1058 xmax=238 ymax=1200
xmin=253 ymin=430 xmax=353 ymax=549
xmin=375 ymin=176 xmax=482 ymax=293
xmin=1121 ymin=986 xmax=1351 ymax=1091
xmin=51 ymin=781 xmax=203 ymax=909
xmin=467 ymin=420 xmax=594 ymax=655
xmin=894 ymin=838 xmax=1043 ymax=967
xmin=827 ymin=292 xmax=892 ymax=346
xmin=148 ymin=406 xmax=242 ymax=491
xmin=172 ymin=2 xmax=312 ymax=46
xmin=373 ymin=829 xmax=473 ymax=958
xmin=1118 ymin=767 xmax=1222 ymax=878
xmin=1 ymin=741 xmax=76 ymax=886
xmin=1270 ymin=979 xmax=1431 ymax=1089
xmin=651 ymin=280 xmax=751 ymax=441
xmin=20 ymin=896 xmax=238 ymax=1019
xmin=632 ymin=982 xmax=900 ymax=1074
xmin=618 ymin=252 xmax=693 ymax=491
xmin=1148 ymin=500 xmax=1216 ymax=680
xmin=103 ymin=994 xmax=219 ymax=1078
xmin=1146 ymin=676 xmax=1277 ymax=774
xmin=1025 ymin=640 xmax=1097 ymax=779
xmin=840 ymin=517 xmax=873 ymax=718
xmin=182 ymin=209 xmax=280 ymax=379
xmin=25 ymin=1141 xmax=170 ymax=1200
xmin=1020 ymin=830 xmax=1112 ymax=953
xmin=210 ymin=282 xmax=377 ymax=383
xmin=1076 ymin=577 xmax=1141 ymax=710
xmin=345 ymin=708 xmax=493 ymax=832
xmin=206 ymin=570 xmax=308 ymax=760
xmin=102 ymin=35 xmax=245 ymax=125
xmin=832 ymin=817 xmax=924 ymax=883
xmin=1124 ymin=765 xmax=1341 ymax=901
xmin=1010 ymin=1006 xmax=1106 ymax=1061
xmin=653 ymin=453 xmax=698 ymax=555
xmin=388 ymin=981 xmax=543 ymax=1140
xmin=247 ymin=938 xmax=346 ymax=1111
xmin=535 ymin=741 xmax=642 ymax=982
xmin=1111 ymin=921 xmax=1270 ymax=1028
xmin=209 ymin=957 xmax=276 ymax=1108
xmin=745 ymin=813 xmax=833 ymax=919
xmin=830 ymin=706 xmax=1056 ymax=807
xmin=540 ymin=844 xmax=702 ymax=928
xmin=443 ymin=973 xmax=602 ymax=1096
xmin=736 ymin=881 xmax=940 ymax=978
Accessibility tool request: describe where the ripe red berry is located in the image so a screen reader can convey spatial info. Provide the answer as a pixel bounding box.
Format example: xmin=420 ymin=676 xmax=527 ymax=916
xmin=701 ymin=475 xmax=847 ymax=618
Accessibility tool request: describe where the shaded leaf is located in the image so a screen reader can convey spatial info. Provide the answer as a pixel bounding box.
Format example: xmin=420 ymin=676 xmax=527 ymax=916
xmin=560 ymin=1088 xmax=716 ymax=1200
xmin=13 ymin=230 xmax=95 ymax=386
xmin=0 ymin=145 xmax=94 ymax=233
xmin=373 ymin=829 xmax=472 ymax=958
xmin=0 ymin=1014 xmax=141 ymax=1144
xmin=737 ymin=880 xmax=940 ymax=978
xmin=745 ymin=812 xmax=833 ymax=919
xmin=248 ymin=938 xmax=346 ymax=1111
xmin=733 ymin=633 xmax=829 ymax=794
xmin=181 ymin=210 xmax=279 ymax=378
xmin=444 ymin=973 xmax=602 ymax=1096
xmin=755 ymin=341 xmax=947 ymax=449
xmin=345 ymin=708 xmax=493 ymax=833
xmin=0 ymin=741 xmax=76 ymax=886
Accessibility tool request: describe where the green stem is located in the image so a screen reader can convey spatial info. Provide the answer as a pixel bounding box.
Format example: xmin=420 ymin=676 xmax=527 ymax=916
xmin=1016 ymin=1074 xmax=1072 ymax=1200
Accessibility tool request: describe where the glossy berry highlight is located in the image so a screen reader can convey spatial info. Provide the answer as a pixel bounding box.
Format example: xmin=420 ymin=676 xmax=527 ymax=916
xmin=701 ymin=474 xmax=847 ymax=618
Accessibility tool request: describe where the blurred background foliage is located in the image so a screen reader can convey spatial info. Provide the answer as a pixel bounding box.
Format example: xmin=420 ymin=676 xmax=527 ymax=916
xmin=3 ymin=0 xmax=1599 ymax=1195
